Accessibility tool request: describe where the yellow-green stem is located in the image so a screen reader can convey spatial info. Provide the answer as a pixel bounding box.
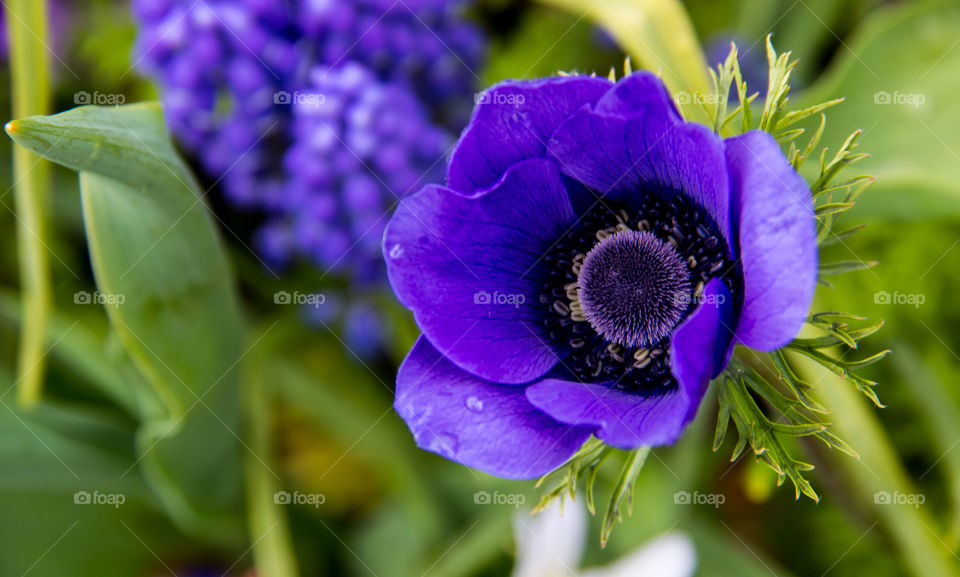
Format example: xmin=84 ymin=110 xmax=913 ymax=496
xmin=534 ymin=0 xmax=711 ymax=122
xmin=6 ymin=0 xmax=53 ymax=408
xmin=244 ymin=341 xmax=300 ymax=577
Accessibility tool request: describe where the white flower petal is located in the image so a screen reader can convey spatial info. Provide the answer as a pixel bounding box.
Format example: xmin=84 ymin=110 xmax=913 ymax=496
xmin=511 ymin=498 xmax=587 ymax=577
xmin=580 ymin=532 xmax=696 ymax=577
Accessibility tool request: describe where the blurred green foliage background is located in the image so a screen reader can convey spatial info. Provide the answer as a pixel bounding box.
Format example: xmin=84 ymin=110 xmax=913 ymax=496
xmin=2 ymin=0 xmax=960 ymax=576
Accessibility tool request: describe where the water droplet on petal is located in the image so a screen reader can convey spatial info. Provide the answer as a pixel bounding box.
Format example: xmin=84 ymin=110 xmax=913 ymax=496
xmin=389 ymin=243 xmax=404 ymax=259
xmin=427 ymin=432 xmax=460 ymax=457
xmin=465 ymin=396 xmax=484 ymax=413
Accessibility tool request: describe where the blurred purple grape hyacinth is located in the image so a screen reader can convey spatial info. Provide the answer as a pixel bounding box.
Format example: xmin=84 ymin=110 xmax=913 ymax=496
xmin=383 ymin=72 xmax=818 ymax=478
xmin=131 ymin=0 xmax=484 ymax=282
xmin=297 ymin=0 xmax=484 ymax=119
xmin=274 ymin=63 xmax=449 ymax=280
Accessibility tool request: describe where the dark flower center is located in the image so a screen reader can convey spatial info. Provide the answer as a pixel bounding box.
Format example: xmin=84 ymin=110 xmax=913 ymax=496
xmin=538 ymin=190 xmax=742 ymax=392
xmin=578 ymin=230 xmax=691 ymax=348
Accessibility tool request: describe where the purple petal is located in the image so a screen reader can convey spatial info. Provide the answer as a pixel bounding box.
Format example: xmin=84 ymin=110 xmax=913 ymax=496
xmin=448 ymin=76 xmax=611 ymax=193
xmin=669 ymin=278 xmax=734 ymax=424
xmin=548 ymin=72 xmax=732 ymax=246
xmin=396 ymin=337 xmax=593 ymax=479
xmin=594 ymin=70 xmax=681 ymax=119
xmin=725 ymin=131 xmax=817 ymax=350
xmin=384 ymin=159 xmax=576 ymax=384
xmin=526 ymin=279 xmax=733 ymax=448
xmin=525 ymin=379 xmax=687 ymax=449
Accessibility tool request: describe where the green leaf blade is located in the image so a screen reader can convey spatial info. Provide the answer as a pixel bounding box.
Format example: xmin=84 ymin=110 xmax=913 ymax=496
xmin=7 ymin=103 xmax=246 ymax=542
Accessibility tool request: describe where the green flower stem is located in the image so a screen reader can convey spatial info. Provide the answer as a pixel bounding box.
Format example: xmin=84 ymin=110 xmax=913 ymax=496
xmin=534 ymin=0 xmax=711 ymax=122
xmin=793 ymin=352 xmax=960 ymax=577
xmin=5 ymin=0 xmax=53 ymax=408
xmin=0 ymin=289 xmax=145 ymax=416
xmin=244 ymin=340 xmax=300 ymax=577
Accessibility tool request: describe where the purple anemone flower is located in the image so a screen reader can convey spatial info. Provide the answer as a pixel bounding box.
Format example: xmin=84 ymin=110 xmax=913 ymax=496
xmin=383 ymin=72 xmax=817 ymax=479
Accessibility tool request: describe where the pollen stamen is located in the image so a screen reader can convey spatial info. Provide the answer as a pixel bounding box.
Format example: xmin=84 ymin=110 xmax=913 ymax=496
xmin=577 ymin=230 xmax=692 ymax=348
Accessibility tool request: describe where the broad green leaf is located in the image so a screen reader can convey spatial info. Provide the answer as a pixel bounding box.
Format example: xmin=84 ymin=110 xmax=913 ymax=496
xmin=796 ymin=2 xmax=960 ymax=219
xmin=0 ymin=369 xmax=192 ymax=577
xmin=796 ymin=353 xmax=960 ymax=577
xmin=893 ymin=345 xmax=960 ymax=546
xmin=0 ymin=405 xmax=162 ymax=577
xmin=6 ymin=103 xmax=245 ymax=542
xmin=0 ymin=400 xmax=148 ymax=498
